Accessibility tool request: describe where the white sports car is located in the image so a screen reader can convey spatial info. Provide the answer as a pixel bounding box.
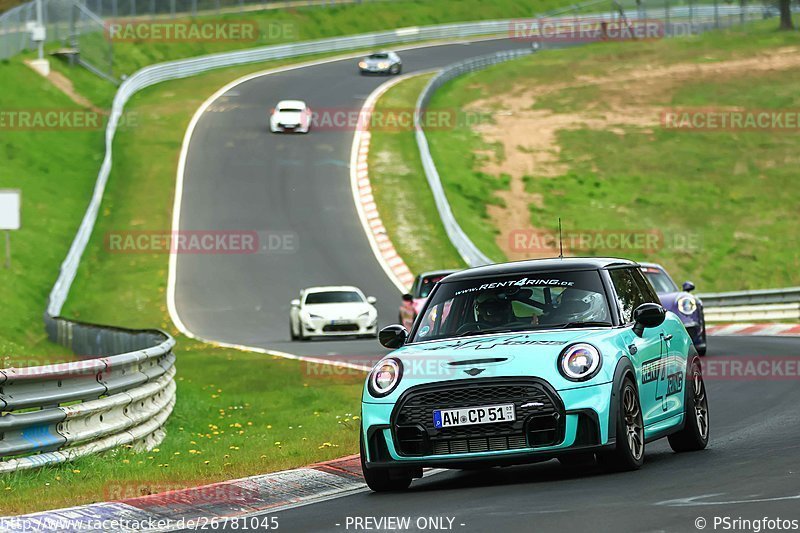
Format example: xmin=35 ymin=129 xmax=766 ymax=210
xmin=290 ymin=286 xmax=378 ymax=340
xmin=270 ymin=99 xmax=312 ymax=133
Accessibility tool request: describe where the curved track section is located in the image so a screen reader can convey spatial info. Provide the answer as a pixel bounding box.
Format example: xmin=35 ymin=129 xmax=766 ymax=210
xmin=173 ymin=38 xmax=522 ymax=363
xmin=227 ymin=336 xmax=800 ymax=532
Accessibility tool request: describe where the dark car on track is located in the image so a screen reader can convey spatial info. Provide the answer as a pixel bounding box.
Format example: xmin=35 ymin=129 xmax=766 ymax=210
xmin=399 ymin=270 xmax=458 ymax=331
xmin=641 ymin=262 xmax=706 ymax=355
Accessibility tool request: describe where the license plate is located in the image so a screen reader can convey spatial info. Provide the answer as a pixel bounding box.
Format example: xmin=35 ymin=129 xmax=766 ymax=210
xmin=433 ymin=403 xmax=515 ymax=429
xmin=330 ymin=320 xmax=351 ymax=325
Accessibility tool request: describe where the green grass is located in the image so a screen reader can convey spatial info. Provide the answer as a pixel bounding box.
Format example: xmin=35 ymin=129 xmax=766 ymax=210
xmin=367 ymin=74 xmax=465 ymax=275
xmin=0 ymin=343 xmax=364 ymax=514
xmin=37 ymin=0 xmax=579 ymax=108
xmin=0 ymin=61 xmax=105 ymax=366
xmin=1 ymin=54 xmax=378 ymax=515
xmin=423 ymin=22 xmax=800 ymax=290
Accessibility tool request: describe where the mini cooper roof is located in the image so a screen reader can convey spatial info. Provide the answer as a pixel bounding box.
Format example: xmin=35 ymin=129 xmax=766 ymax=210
xmin=440 ymin=257 xmax=640 ymax=283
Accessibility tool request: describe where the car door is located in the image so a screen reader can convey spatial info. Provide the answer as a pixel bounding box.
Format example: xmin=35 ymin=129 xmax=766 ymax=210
xmin=633 ymin=268 xmax=686 ymax=422
xmin=608 ymin=267 xmax=667 ymax=427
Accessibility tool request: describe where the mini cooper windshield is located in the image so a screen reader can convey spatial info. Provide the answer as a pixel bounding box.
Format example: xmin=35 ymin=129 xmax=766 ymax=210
xmin=410 ymin=270 xmax=612 ymax=342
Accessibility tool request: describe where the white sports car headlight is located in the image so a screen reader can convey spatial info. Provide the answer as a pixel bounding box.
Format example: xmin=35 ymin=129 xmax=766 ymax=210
xmin=677 ymin=295 xmax=697 ymax=315
xmin=368 ymin=358 xmax=402 ymax=397
xmin=558 ymin=343 xmax=602 ymax=382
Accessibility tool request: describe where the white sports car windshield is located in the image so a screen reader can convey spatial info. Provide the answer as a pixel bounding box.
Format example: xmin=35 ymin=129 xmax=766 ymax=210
xmin=305 ymin=291 xmax=363 ymax=304
xmin=278 ymin=108 xmax=303 ymax=113
xmin=410 ymin=270 xmax=611 ymax=343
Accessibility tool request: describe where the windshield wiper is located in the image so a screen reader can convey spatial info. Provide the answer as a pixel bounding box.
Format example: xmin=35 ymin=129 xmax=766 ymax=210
xmin=554 ymin=321 xmax=612 ymax=329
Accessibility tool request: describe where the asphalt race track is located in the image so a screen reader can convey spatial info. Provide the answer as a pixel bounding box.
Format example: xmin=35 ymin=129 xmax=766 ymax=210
xmin=174 ymin=38 xmax=524 ymax=364
xmin=174 ymin=37 xmax=800 ymax=533
xmin=214 ymin=335 xmax=800 ymax=533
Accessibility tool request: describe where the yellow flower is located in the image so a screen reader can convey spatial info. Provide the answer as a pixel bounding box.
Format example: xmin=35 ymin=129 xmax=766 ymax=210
xmin=122 ymin=459 xmax=130 ymax=464
xmin=266 ymin=425 xmax=272 ymax=429
xmin=204 ymin=460 xmax=210 ymax=465
xmin=72 ymin=469 xmax=81 ymax=474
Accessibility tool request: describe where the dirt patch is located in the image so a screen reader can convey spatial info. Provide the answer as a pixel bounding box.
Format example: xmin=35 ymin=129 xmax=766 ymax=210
xmin=25 ymin=60 xmax=105 ymax=114
xmin=467 ymin=47 xmax=800 ymax=259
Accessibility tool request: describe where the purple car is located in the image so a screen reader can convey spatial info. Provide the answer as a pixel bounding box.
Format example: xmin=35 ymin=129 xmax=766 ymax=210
xmin=641 ymin=262 xmax=707 ymax=356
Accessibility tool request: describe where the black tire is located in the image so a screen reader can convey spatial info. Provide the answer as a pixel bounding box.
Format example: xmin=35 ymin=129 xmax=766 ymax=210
xmin=390 ymin=64 xmax=400 ymax=75
xmin=696 ymin=327 xmax=707 ymax=356
xmin=290 ymin=319 xmax=298 ymax=340
xmin=597 ymin=378 xmax=645 ymax=471
xmin=668 ymin=358 xmax=710 ymax=452
xmin=360 ymin=432 xmax=412 ymax=492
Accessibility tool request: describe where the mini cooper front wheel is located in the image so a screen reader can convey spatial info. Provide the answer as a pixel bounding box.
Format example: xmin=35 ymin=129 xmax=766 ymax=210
xmin=598 ymin=377 xmax=644 ymax=471
xmin=360 ymin=432 xmax=413 ymax=492
xmin=668 ymin=358 xmax=709 ymax=452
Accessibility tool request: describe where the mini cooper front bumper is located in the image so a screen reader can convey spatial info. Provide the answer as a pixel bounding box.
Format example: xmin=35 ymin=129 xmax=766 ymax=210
xmin=361 ymin=377 xmax=615 ymax=469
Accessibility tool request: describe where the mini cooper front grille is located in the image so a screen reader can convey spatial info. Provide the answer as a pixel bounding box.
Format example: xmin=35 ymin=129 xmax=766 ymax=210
xmin=392 ymin=379 xmax=565 ymax=457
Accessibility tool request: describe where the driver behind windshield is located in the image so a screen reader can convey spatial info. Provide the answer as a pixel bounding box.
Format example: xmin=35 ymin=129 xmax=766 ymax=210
xmin=474 ymin=292 xmax=514 ymax=327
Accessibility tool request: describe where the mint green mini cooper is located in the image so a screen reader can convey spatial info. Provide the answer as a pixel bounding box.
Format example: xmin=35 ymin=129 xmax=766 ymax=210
xmin=360 ymin=258 xmax=709 ymax=491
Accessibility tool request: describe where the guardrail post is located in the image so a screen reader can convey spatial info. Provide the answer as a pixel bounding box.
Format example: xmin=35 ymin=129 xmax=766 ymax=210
xmin=713 ymin=0 xmax=719 ymax=28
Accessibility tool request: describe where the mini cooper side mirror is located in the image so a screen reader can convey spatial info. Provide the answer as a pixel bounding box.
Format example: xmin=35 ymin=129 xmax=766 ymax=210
xmin=632 ymin=303 xmax=666 ymax=337
xmin=367 ymin=296 xmax=377 ymax=305
xmin=290 ymin=299 xmax=300 ymax=307
xmin=682 ymin=281 xmax=696 ymax=292
xmin=379 ymin=325 xmax=407 ymax=349
xmin=401 ymin=293 xmax=414 ymax=302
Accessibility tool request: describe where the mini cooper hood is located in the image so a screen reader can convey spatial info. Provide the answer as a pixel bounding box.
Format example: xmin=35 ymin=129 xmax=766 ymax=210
xmin=365 ymin=329 xmax=619 ymax=401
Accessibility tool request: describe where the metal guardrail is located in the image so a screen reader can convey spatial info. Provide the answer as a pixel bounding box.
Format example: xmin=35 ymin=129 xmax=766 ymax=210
xmin=697 ymin=287 xmax=800 ymax=307
xmin=414 ymin=49 xmax=532 ymax=267
xmin=0 ymin=318 xmax=175 ymax=473
xmin=705 ymin=303 xmax=800 ymax=322
xmin=412 ymin=2 xmax=776 ymax=268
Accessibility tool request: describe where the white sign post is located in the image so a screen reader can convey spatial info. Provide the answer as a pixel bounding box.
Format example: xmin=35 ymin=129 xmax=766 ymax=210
xmin=0 ymin=190 xmax=21 ymax=269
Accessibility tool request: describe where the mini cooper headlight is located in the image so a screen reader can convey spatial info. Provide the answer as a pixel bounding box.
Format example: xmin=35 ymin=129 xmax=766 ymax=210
xmin=558 ymin=343 xmax=601 ymax=381
xmin=677 ymin=295 xmax=697 ymax=315
xmin=368 ymin=358 xmax=402 ymax=397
